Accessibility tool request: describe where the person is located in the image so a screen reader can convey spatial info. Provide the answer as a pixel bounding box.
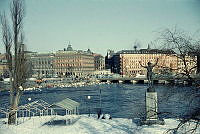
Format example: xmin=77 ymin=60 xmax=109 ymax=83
xmin=97 ymin=108 xmax=102 ymax=119
xmin=139 ymin=58 xmax=159 ymax=87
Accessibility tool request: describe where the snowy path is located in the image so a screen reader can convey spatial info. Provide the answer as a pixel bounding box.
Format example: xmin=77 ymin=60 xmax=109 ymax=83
xmin=0 ymin=115 xmax=199 ymax=134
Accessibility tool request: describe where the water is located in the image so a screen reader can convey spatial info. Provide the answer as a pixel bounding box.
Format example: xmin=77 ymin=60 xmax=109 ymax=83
xmin=0 ymin=84 xmax=199 ymax=119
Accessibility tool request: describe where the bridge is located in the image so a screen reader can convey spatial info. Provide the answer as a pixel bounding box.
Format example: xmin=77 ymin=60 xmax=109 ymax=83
xmin=97 ymin=76 xmax=200 ymax=85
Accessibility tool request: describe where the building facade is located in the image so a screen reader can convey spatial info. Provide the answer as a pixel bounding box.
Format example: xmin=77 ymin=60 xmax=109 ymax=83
xmin=93 ymin=54 xmax=105 ymax=71
xmin=27 ymin=45 xmax=104 ymax=78
xmin=0 ymin=54 xmax=8 ymax=77
xmin=55 ymin=45 xmax=95 ymax=77
xmin=105 ymin=49 xmax=115 ymax=69
xmin=107 ymin=47 xmax=178 ymax=77
xmin=28 ymin=53 xmax=55 ymax=78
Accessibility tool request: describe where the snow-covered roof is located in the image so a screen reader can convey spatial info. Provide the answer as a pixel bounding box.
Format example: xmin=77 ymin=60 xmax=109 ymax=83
xmin=52 ymin=98 xmax=80 ymax=111
xmin=19 ymin=100 xmax=51 ymax=113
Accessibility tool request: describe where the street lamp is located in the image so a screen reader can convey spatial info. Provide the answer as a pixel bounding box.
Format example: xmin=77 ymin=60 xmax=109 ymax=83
xmin=99 ymin=89 xmax=102 ymax=110
xmin=28 ymin=98 xmax=31 ymax=101
xmin=27 ymin=97 xmax=32 ymax=118
xmin=87 ymin=95 xmax=91 ymax=99
xmin=87 ymin=95 xmax=91 ymax=117
xmin=98 ymin=88 xmax=102 ymax=119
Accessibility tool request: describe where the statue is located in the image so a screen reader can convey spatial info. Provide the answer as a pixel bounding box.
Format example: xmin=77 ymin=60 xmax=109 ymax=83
xmin=139 ymin=58 xmax=159 ymax=91
xmin=138 ymin=58 xmax=165 ymax=125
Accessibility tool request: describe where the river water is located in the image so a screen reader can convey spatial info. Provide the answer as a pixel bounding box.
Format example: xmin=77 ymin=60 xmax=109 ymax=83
xmin=0 ymin=84 xmax=199 ymax=119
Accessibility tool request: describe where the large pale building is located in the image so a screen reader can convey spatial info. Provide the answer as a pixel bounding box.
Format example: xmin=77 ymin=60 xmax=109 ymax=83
xmin=28 ymin=53 xmax=55 ymax=77
xmin=107 ymin=47 xmax=178 ymax=77
xmin=28 ymin=45 xmax=104 ymax=78
xmin=55 ymin=45 xmax=95 ymax=77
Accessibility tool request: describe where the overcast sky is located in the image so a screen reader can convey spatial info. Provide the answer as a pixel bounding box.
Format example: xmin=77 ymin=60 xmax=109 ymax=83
xmin=0 ymin=0 xmax=200 ymax=55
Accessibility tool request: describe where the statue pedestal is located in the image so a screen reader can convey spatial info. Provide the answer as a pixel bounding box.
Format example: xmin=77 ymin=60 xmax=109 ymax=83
xmin=141 ymin=88 xmax=165 ymax=125
xmin=146 ymin=91 xmax=158 ymax=120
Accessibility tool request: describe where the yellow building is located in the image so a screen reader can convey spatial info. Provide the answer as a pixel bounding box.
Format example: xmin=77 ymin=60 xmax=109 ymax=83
xmin=109 ymin=48 xmax=178 ymax=77
xmin=55 ymin=45 xmax=95 ymax=77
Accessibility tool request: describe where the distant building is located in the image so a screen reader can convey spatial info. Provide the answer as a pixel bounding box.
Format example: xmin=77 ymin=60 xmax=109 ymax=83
xmin=107 ymin=46 xmax=178 ymax=77
xmin=55 ymin=44 xmax=95 ymax=77
xmin=105 ymin=49 xmax=115 ymax=69
xmin=27 ymin=44 xmax=103 ymax=78
xmin=0 ymin=54 xmax=8 ymax=77
xmin=28 ymin=53 xmax=55 ymax=78
xmin=93 ymin=54 xmax=105 ymax=71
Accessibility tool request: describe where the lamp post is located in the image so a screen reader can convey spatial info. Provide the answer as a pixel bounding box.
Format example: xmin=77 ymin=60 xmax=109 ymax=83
xmin=87 ymin=95 xmax=91 ymax=117
xmin=27 ymin=98 xmax=32 ymax=118
xmin=99 ymin=89 xmax=102 ymax=111
xmin=97 ymin=88 xmax=102 ymax=119
xmin=28 ymin=98 xmax=31 ymax=101
xmin=51 ymin=63 xmax=53 ymax=78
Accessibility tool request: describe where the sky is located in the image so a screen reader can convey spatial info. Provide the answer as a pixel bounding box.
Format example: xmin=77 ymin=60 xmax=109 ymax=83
xmin=0 ymin=0 xmax=200 ymax=55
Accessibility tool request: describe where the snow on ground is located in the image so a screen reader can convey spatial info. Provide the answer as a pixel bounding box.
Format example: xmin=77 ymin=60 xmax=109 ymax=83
xmin=0 ymin=115 xmax=199 ymax=134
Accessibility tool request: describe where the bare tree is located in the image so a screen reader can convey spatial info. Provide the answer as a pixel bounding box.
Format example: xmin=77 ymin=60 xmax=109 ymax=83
xmin=158 ymin=27 xmax=200 ymax=133
xmin=159 ymin=27 xmax=199 ymax=84
xmin=0 ymin=0 xmax=28 ymax=124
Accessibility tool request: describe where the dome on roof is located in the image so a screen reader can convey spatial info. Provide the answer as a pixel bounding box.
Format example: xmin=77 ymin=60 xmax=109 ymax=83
xmin=67 ymin=44 xmax=73 ymax=51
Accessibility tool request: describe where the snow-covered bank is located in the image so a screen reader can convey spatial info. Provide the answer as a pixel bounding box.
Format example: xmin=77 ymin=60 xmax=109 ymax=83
xmin=23 ymin=80 xmax=108 ymax=91
xmin=0 ymin=115 xmax=199 ymax=134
